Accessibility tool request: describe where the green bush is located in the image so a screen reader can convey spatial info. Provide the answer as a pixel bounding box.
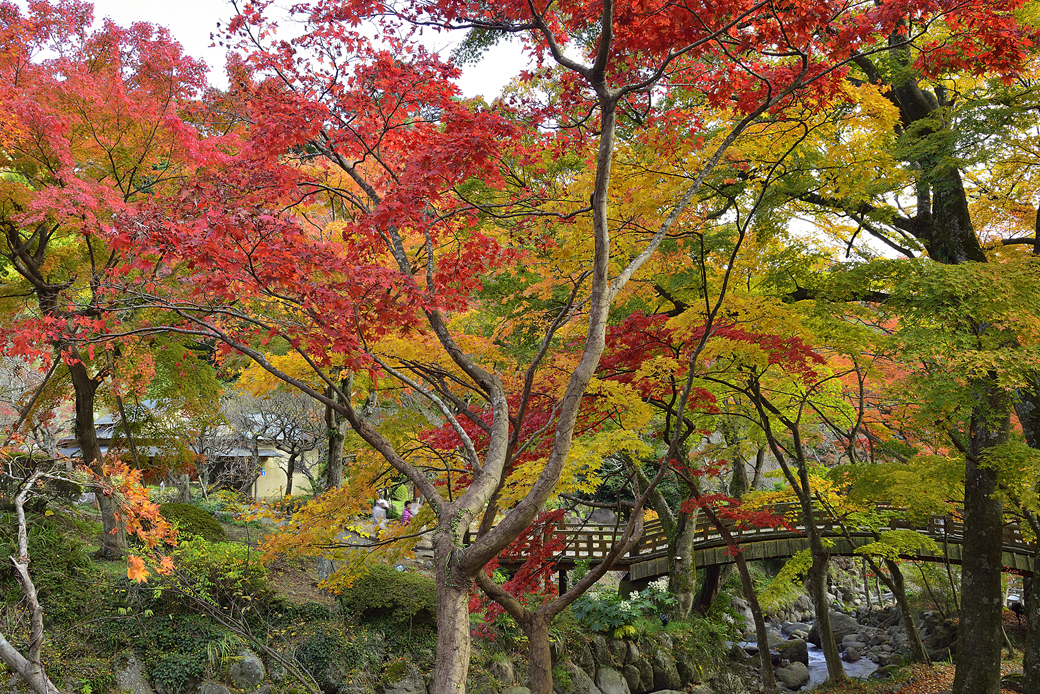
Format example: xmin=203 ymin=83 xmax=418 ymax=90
xmin=160 ymin=503 xmax=227 ymax=542
xmin=339 ymin=564 xmax=436 ymax=628
xmin=0 ymin=511 xmax=101 ymax=624
xmin=294 ymin=625 xmax=382 ymax=693
xmin=172 ymin=537 xmax=268 ymax=607
xmin=572 ymin=578 xmax=676 ymax=635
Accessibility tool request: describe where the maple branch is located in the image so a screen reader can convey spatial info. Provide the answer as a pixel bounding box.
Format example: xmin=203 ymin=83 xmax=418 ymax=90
xmin=368 ymin=354 xmax=482 ymax=471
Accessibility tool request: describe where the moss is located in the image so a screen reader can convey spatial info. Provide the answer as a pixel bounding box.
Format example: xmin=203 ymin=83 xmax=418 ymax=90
xmin=160 ymin=503 xmax=227 ymax=542
xmin=339 ymin=564 xmax=436 ymax=628
xmin=380 ymin=660 xmax=408 ymax=685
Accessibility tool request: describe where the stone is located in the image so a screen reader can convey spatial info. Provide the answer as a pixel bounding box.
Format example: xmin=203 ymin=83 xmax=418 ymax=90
xmin=381 ymin=663 xmax=426 ymax=694
xmin=1001 ymin=674 xmax=1024 ymax=693
xmin=570 ymin=641 xmax=596 ymax=675
xmin=488 ymin=658 xmax=515 ymax=686
xmin=229 ymin=650 xmax=266 ymax=691
xmin=591 ymin=635 xmax=613 ymax=667
xmin=843 ymin=648 xmax=861 ymax=663
xmin=807 ymin=612 xmax=860 ymax=647
xmin=197 ymin=683 xmax=231 ymax=694
xmin=709 ymin=672 xmax=750 ymax=694
xmin=609 ymin=639 xmax=627 ymax=663
xmin=555 ymin=660 xmax=601 ymax=694
xmin=502 ymin=688 xmax=533 ymax=694
xmin=633 ymin=659 xmax=654 ymax=694
xmin=625 ymin=641 xmax=641 ymax=665
xmin=594 ymin=668 xmax=631 ymax=694
xmin=651 ymin=651 xmax=681 ymax=692
xmin=621 ymin=666 xmax=642 ymax=694
xmin=774 ymin=663 xmax=810 ymax=690
xmin=689 ymin=686 xmax=714 ymax=694
xmin=114 ymin=653 xmax=155 ymax=694
xmin=774 ymin=640 xmax=808 ymax=666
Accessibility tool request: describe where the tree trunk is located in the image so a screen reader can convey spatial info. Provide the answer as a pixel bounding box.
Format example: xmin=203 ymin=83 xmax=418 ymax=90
xmin=736 ymin=550 xmax=776 ymax=694
xmin=953 ymin=397 xmax=1008 ymax=694
xmin=669 ymin=511 xmax=698 ymax=619
xmin=1024 ymin=572 xmax=1039 ymax=694
xmin=806 ymin=533 xmax=846 ymax=682
xmin=324 ymin=387 xmax=346 ymax=490
xmin=885 ymin=559 xmax=929 ymax=663
xmin=69 ymin=359 xmax=127 ymax=560
xmin=431 ymin=531 xmax=474 ymax=694
xmin=521 ymin=613 xmax=553 ymax=694
xmin=285 ymin=453 xmax=296 ymax=497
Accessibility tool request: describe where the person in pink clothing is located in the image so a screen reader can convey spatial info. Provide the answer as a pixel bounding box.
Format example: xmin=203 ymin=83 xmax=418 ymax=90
xmin=401 ymin=500 xmax=414 ymax=524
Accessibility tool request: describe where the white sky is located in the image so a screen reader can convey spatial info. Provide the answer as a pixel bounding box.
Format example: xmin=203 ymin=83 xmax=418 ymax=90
xmin=23 ymin=0 xmax=525 ymax=99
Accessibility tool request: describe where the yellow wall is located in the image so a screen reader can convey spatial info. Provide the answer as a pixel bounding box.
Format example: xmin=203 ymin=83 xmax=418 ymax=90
xmin=252 ymin=452 xmax=314 ymax=499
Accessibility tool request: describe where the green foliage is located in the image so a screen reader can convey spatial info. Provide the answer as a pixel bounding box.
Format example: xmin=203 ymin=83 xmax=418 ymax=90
xmin=339 ymin=564 xmax=436 ymax=628
xmin=194 ymin=491 xmax=261 ymax=527
xmin=99 ymin=610 xmax=225 ymax=694
xmin=160 ymin=503 xmax=227 ymax=542
xmin=760 ymin=549 xmax=813 ymax=609
xmin=571 ymin=578 xmax=676 ymax=635
xmin=172 ymin=537 xmax=268 ymax=607
xmin=0 ymin=511 xmax=101 ymax=623
xmin=855 ymin=530 xmax=940 ymax=562
xmin=294 ymin=625 xmax=383 ymax=692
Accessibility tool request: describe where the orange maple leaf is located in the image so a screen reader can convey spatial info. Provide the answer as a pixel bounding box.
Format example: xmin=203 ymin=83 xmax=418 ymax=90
xmin=127 ymin=556 xmax=149 ymax=583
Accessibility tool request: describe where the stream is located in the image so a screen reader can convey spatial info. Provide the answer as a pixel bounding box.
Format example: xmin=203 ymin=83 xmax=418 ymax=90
xmin=805 ymin=643 xmax=878 ymax=688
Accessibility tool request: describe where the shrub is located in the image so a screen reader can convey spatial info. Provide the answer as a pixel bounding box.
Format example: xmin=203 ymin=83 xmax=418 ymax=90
xmin=339 ymin=564 xmax=436 ymax=628
xmin=172 ymin=537 xmax=268 ymax=607
xmin=294 ymin=625 xmax=382 ymax=693
xmin=160 ymin=503 xmax=227 ymax=542
xmin=572 ymin=578 xmax=676 ymax=636
xmin=0 ymin=511 xmax=100 ymax=623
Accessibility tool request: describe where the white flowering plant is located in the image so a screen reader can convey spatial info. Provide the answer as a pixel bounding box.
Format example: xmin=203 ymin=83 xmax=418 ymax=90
xmin=571 ymin=579 xmax=677 ymax=635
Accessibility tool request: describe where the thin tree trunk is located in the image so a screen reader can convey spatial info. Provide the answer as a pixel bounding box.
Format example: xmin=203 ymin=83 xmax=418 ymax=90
xmin=1024 ymin=572 xmax=1039 ymax=694
xmin=3 ymin=472 xmax=61 ymax=694
xmin=885 ymin=559 xmax=929 ymax=663
xmin=806 ymin=529 xmax=846 ymax=682
xmin=285 ymin=452 xmax=296 ymax=497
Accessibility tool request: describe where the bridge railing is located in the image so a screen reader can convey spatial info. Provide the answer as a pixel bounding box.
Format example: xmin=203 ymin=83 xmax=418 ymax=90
xmin=485 ymin=502 xmax=1034 ymax=566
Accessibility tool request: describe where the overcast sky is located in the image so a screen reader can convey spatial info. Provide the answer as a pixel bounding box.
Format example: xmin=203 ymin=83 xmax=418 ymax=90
xmin=28 ymin=0 xmax=525 ymax=98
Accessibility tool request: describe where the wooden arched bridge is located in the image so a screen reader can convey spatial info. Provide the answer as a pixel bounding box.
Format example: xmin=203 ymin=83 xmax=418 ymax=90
xmin=469 ymin=503 xmax=1037 ymax=589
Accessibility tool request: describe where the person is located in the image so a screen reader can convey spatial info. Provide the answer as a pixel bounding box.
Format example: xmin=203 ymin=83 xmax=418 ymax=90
xmin=402 ymin=500 xmax=414 ymax=525
xmin=372 ymin=499 xmax=389 ymax=528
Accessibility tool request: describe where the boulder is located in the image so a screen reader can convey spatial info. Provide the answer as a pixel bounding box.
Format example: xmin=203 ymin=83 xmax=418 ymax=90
xmin=632 ymin=659 xmax=654 ymax=694
xmin=594 ymin=668 xmax=631 ymax=694
xmin=590 ymin=635 xmax=613 ymax=667
xmin=488 ymin=658 xmax=515 ymax=686
xmin=228 ymin=650 xmax=266 ymax=691
xmin=570 ymin=641 xmax=596 ymax=675
xmin=843 ymin=648 xmax=861 ymax=663
xmin=651 ymin=651 xmax=681 ymax=692
xmin=774 ymin=640 xmax=808 ymax=666
xmin=554 ymin=660 xmax=601 ymax=694
xmin=807 ymin=612 xmax=860 ymax=647
xmin=114 ymin=653 xmax=154 ymax=694
xmin=197 ymin=684 xmax=231 ymax=694
xmin=689 ymin=687 xmax=714 ymax=694
xmin=502 ymin=689 xmax=533 ymax=694
xmin=709 ymin=671 xmax=749 ymax=694
xmin=381 ymin=663 xmax=426 ymax=694
xmin=1001 ymin=674 xmax=1024 ymax=693
xmin=625 ymin=641 xmax=641 ymax=666
xmin=621 ymin=666 xmax=642 ymax=694
xmin=774 ymin=662 xmax=810 ymax=690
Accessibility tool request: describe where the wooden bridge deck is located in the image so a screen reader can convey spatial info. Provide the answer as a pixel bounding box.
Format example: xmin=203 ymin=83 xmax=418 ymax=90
xmin=473 ymin=503 xmax=1037 ymax=582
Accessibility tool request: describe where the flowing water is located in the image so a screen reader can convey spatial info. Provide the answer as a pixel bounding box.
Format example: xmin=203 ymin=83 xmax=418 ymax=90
xmin=805 ymin=643 xmax=878 ymax=688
